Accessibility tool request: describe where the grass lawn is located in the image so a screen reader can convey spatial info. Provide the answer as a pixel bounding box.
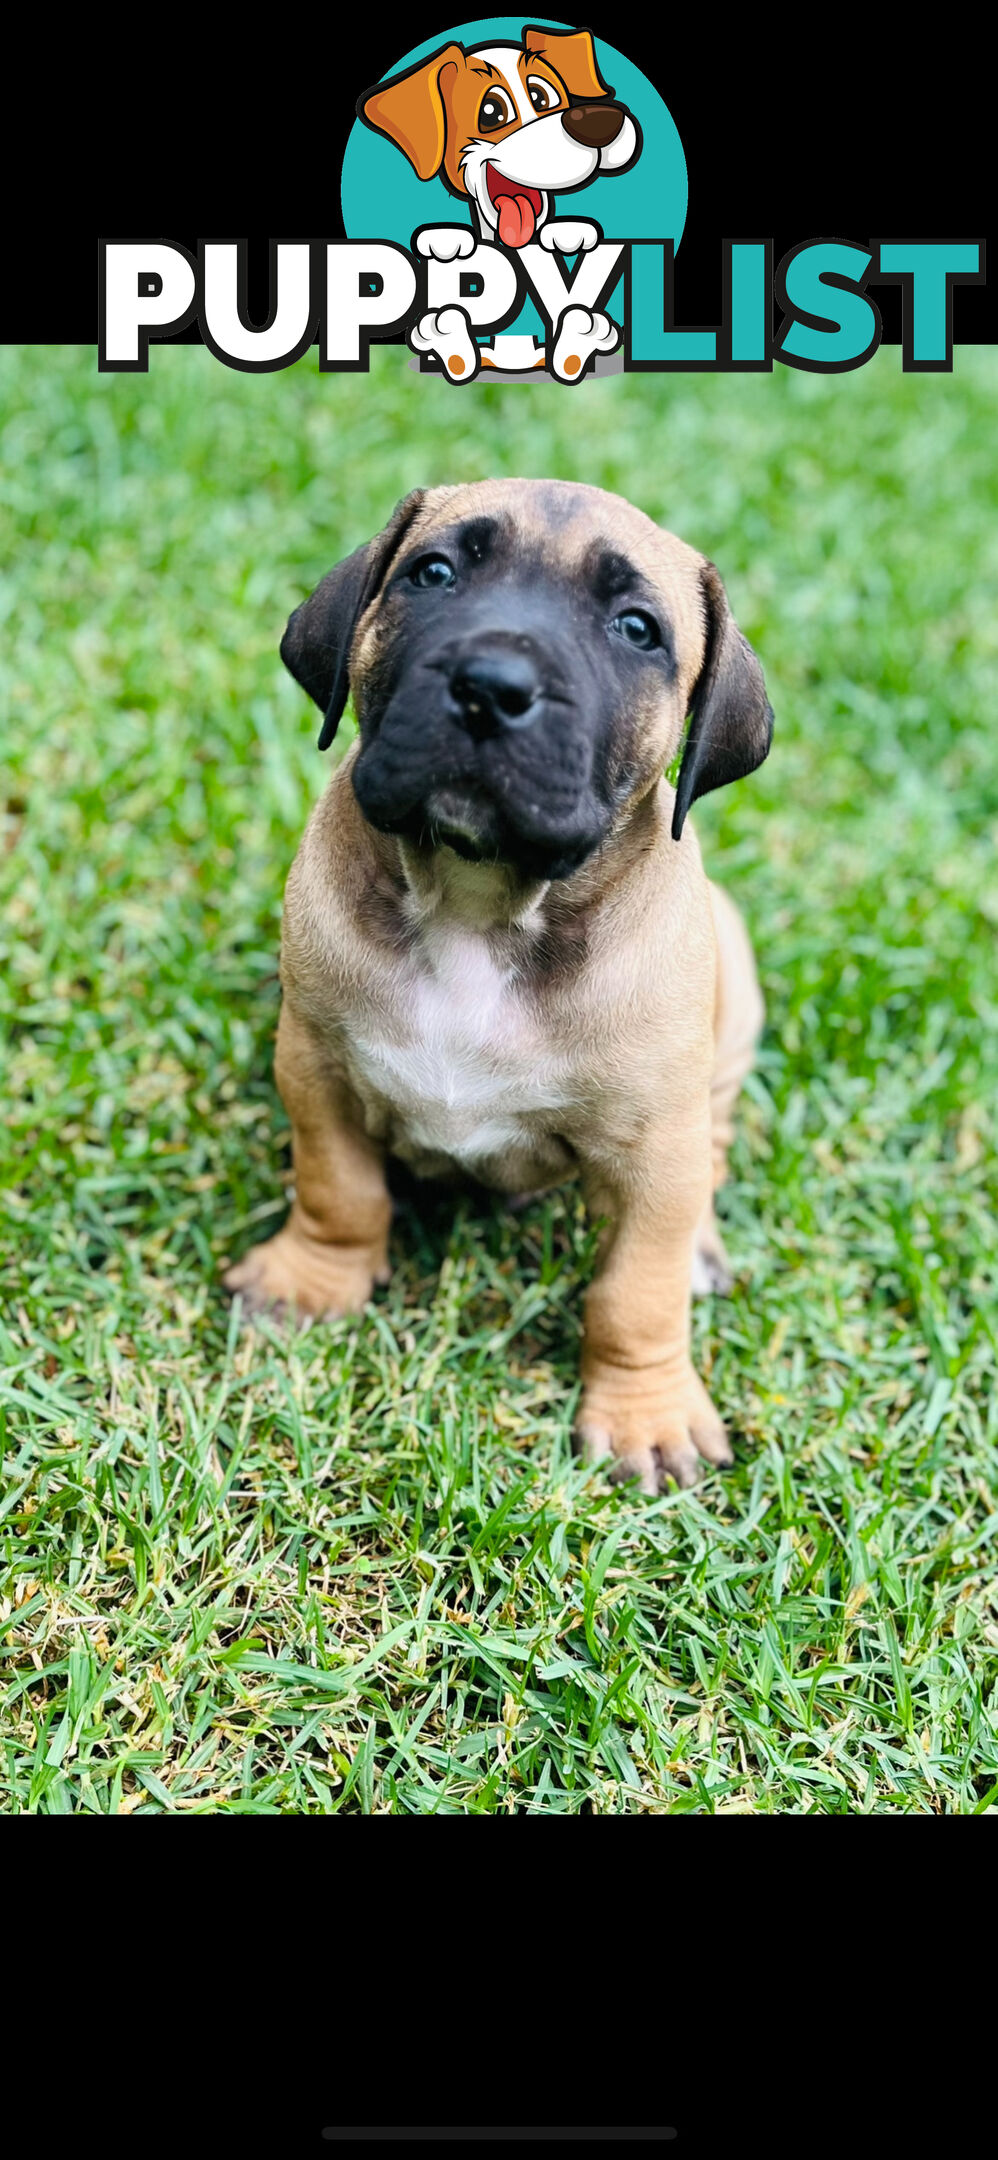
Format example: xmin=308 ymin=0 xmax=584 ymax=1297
xmin=1 ymin=342 xmax=996 ymax=1815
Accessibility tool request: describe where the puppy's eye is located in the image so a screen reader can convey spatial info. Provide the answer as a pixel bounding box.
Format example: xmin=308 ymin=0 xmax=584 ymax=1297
xmin=478 ymin=90 xmax=513 ymax=131
xmin=609 ymin=609 xmax=660 ymax=649
xmin=526 ymin=76 xmax=556 ymax=113
xmin=410 ymin=556 xmax=456 ymax=590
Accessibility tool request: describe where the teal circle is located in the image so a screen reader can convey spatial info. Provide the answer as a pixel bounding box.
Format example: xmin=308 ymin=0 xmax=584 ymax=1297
xmin=341 ymin=20 xmax=687 ymax=346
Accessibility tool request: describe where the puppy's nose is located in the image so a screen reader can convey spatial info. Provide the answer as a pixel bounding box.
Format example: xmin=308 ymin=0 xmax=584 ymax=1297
xmin=450 ymin=646 xmax=540 ymax=735
xmin=562 ymin=100 xmax=626 ymax=149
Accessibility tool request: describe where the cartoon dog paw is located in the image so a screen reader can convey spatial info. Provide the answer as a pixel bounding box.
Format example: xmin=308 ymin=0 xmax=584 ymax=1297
xmin=550 ymin=305 xmax=620 ymax=382
xmin=538 ymin=219 xmax=601 ymax=255
xmin=415 ymin=227 xmax=476 ymax=263
xmin=409 ymin=306 xmax=481 ymax=382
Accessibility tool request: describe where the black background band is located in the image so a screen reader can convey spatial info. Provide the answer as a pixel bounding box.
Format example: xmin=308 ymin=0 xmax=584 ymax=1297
xmin=8 ymin=19 xmax=994 ymax=346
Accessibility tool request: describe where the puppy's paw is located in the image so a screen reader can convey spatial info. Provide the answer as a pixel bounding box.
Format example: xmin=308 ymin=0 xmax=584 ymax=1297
xmin=414 ymin=226 xmax=476 ymax=263
xmin=550 ymin=304 xmax=619 ymax=382
xmin=409 ymin=306 xmax=480 ymax=382
xmin=224 ymin=1227 xmax=382 ymax=1326
xmin=575 ymin=1363 xmax=733 ymax=1495
xmin=538 ymin=219 xmax=600 ymax=254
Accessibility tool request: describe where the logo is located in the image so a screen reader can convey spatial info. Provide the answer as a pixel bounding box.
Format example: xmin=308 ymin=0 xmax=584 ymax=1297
xmin=345 ymin=21 xmax=657 ymax=381
xmin=98 ymin=19 xmax=984 ymax=378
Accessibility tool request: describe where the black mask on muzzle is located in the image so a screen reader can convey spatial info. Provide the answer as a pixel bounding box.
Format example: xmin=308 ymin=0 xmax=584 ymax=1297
xmin=279 ymin=490 xmax=773 ymax=879
xmin=351 ymin=573 xmax=629 ymax=879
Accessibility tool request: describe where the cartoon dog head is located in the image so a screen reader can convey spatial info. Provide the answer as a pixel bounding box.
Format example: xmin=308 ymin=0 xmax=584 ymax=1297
xmin=359 ymin=25 xmax=641 ymax=249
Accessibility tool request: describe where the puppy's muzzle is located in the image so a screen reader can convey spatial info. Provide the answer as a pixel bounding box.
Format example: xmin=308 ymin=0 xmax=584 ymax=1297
xmin=562 ymin=102 xmax=626 ymax=149
xmin=449 ymin=636 xmax=542 ymax=738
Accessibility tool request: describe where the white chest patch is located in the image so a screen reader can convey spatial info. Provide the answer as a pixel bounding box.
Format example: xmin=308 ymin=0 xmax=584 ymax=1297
xmin=348 ymin=917 xmax=573 ymax=1170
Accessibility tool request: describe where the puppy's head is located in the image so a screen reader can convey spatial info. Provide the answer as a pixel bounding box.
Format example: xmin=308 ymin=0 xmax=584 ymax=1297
xmin=358 ymin=27 xmax=639 ymax=248
xmin=281 ymin=480 xmax=773 ymax=881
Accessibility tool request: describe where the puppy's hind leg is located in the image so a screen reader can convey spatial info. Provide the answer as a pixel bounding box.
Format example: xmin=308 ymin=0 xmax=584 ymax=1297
xmin=692 ymin=880 xmax=765 ymax=1297
xmin=224 ymin=1002 xmax=391 ymax=1325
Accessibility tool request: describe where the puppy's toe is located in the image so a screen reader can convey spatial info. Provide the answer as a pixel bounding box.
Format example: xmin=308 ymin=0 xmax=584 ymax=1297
xmin=683 ymin=1367 xmax=735 ymax=1466
xmin=688 ymin=1412 xmax=734 ymax=1469
xmin=224 ymin=1256 xmax=289 ymax=1327
xmin=650 ymin=1435 xmax=703 ymax=1490
xmin=223 ymin=1254 xmax=264 ymax=1299
xmin=578 ymin=1420 xmax=654 ymax=1497
xmin=614 ymin=1455 xmax=665 ymax=1498
xmin=577 ymin=1419 xmax=697 ymax=1497
xmin=576 ymin=1420 xmax=613 ymax=1469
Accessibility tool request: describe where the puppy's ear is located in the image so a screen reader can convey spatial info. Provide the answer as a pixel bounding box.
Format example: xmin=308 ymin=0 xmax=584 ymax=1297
xmin=281 ymin=490 xmax=426 ymax=751
xmin=523 ymin=25 xmax=613 ymax=100
xmin=671 ymin=562 xmax=773 ymax=839
xmin=358 ymin=45 xmax=465 ymax=180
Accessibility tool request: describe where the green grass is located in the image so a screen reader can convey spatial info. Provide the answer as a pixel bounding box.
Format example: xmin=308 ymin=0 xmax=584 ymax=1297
xmin=1 ymin=343 xmax=996 ymax=1814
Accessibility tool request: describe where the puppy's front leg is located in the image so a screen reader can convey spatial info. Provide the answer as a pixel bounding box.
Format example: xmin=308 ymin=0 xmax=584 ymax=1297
xmin=224 ymin=1003 xmax=391 ymax=1323
xmin=576 ymin=1112 xmax=733 ymax=1492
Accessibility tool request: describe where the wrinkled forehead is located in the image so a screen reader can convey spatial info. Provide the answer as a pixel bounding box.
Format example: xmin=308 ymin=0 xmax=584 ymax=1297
xmin=403 ymin=479 xmax=707 ymax=646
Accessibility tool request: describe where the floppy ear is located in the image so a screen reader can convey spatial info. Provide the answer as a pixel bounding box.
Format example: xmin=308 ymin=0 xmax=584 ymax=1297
xmin=358 ymin=44 xmax=465 ymax=180
xmin=671 ymin=561 xmax=774 ymax=839
xmin=281 ymin=491 xmax=427 ymax=752
xmin=522 ymin=25 xmax=613 ymax=100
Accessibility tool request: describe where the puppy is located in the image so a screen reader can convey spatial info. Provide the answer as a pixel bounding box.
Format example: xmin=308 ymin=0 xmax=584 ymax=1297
xmin=225 ymin=481 xmax=773 ymax=1493
xmin=359 ymin=25 xmax=639 ymax=377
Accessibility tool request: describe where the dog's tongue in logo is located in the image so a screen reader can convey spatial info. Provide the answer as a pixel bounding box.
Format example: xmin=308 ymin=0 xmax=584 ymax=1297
xmin=487 ymin=168 xmax=543 ymax=250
